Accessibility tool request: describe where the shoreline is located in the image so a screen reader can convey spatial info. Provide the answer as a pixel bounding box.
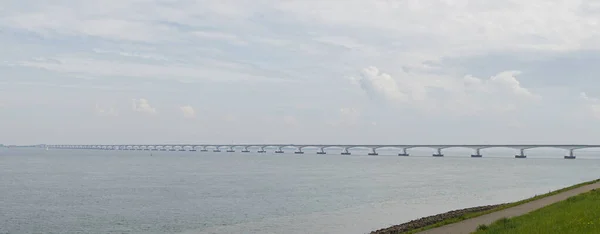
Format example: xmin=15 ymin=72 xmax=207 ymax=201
xmin=371 ymin=179 xmax=600 ymax=234
xmin=370 ymin=204 xmax=506 ymax=234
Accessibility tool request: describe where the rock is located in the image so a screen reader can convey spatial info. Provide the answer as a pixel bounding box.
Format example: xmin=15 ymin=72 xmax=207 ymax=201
xmin=371 ymin=204 xmax=506 ymax=234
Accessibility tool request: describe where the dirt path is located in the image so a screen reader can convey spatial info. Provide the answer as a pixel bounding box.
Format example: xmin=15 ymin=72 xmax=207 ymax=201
xmin=418 ymin=181 xmax=600 ymax=234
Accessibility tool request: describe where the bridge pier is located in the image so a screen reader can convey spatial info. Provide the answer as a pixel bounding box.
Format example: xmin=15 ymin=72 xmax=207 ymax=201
xmin=257 ymin=147 xmax=266 ymax=153
xmin=368 ymin=148 xmax=378 ymax=156
xmin=317 ymin=148 xmax=327 ymax=154
xmin=227 ymin=147 xmax=235 ymax=153
xmin=515 ymin=149 xmax=527 ymax=158
xmin=200 ymin=147 xmax=208 ymax=152
xmin=433 ymin=148 xmax=444 ymax=157
xmin=398 ymin=148 xmax=409 ymax=156
xmin=242 ymin=147 xmax=250 ymax=153
xmin=213 ymin=148 xmax=221 ymax=152
xmin=471 ymin=148 xmax=483 ymax=158
xmin=564 ymin=149 xmax=576 ymax=159
xmin=275 ymin=147 xmax=284 ymax=154
xmin=294 ymin=147 xmax=304 ymax=154
xmin=341 ymin=148 xmax=351 ymax=155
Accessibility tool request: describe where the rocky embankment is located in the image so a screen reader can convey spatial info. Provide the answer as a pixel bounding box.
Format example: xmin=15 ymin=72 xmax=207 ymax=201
xmin=371 ymin=204 xmax=506 ymax=234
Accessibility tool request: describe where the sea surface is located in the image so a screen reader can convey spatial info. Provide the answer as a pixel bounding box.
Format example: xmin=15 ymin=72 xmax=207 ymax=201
xmin=1 ymin=147 xmax=600 ymax=234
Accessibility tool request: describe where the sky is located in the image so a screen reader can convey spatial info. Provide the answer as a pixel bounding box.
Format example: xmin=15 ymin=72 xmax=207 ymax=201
xmin=2 ymin=0 xmax=600 ymax=145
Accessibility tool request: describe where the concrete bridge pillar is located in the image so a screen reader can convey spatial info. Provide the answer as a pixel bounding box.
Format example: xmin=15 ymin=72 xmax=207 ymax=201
xmin=433 ymin=148 xmax=444 ymax=157
xmin=564 ymin=149 xmax=576 ymax=159
xmin=515 ymin=149 xmax=527 ymax=158
xmin=295 ymin=147 xmax=304 ymax=154
xmin=398 ymin=148 xmax=409 ymax=156
xmin=317 ymin=147 xmax=327 ymax=155
xmin=368 ymin=148 xmax=378 ymax=156
xmin=227 ymin=146 xmax=235 ymax=153
xmin=471 ymin=148 xmax=483 ymax=158
xmin=258 ymin=147 xmax=266 ymax=153
xmin=275 ymin=147 xmax=284 ymax=154
xmin=341 ymin=148 xmax=351 ymax=155
xmin=213 ymin=147 xmax=221 ymax=152
xmin=242 ymin=146 xmax=250 ymax=153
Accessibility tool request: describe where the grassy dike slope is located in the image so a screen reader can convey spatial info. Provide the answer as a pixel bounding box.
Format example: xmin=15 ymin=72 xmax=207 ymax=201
xmin=473 ymin=188 xmax=600 ymax=234
xmin=372 ymin=179 xmax=600 ymax=234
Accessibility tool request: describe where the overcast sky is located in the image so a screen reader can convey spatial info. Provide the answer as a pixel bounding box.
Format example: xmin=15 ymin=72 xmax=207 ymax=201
xmin=2 ymin=0 xmax=600 ymax=145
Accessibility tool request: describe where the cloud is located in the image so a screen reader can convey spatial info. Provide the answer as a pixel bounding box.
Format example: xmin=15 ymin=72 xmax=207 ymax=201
xmin=353 ymin=66 xmax=539 ymax=115
xmin=463 ymin=71 xmax=540 ymax=100
xmin=447 ymin=71 xmax=540 ymax=114
xmin=355 ymin=66 xmax=427 ymax=103
xmin=179 ymin=105 xmax=196 ymax=118
xmin=131 ymin=98 xmax=156 ymax=114
xmin=3 ymin=0 xmax=600 ymax=145
xmin=274 ymin=0 xmax=600 ymax=56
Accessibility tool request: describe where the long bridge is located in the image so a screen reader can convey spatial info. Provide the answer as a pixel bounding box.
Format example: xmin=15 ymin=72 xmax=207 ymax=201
xmin=43 ymin=144 xmax=600 ymax=159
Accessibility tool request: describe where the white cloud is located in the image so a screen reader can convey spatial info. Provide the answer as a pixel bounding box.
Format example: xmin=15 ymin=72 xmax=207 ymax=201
xmin=131 ymin=99 xmax=156 ymax=114
xmin=95 ymin=104 xmax=119 ymax=117
xmin=179 ymin=105 xmax=196 ymax=118
xmin=447 ymin=71 xmax=540 ymax=114
xmin=353 ymin=66 xmax=539 ymax=115
xmin=462 ymin=71 xmax=540 ymax=100
xmin=355 ymin=66 xmax=426 ymax=103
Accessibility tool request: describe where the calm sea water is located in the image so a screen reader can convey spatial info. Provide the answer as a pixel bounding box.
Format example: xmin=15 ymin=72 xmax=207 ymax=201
xmin=1 ymin=147 xmax=600 ymax=234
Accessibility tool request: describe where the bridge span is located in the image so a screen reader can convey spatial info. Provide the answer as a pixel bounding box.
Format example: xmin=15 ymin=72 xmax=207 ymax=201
xmin=43 ymin=144 xmax=600 ymax=159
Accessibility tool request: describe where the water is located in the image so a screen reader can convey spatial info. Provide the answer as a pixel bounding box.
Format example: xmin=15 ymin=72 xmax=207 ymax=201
xmin=1 ymin=148 xmax=599 ymax=234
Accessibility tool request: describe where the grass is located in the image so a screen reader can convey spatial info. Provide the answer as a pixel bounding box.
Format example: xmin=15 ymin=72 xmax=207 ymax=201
xmin=472 ymin=188 xmax=600 ymax=234
xmin=402 ymin=179 xmax=600 ymax=234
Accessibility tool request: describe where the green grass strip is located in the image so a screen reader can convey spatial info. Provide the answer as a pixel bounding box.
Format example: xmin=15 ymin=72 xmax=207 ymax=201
xmin=473 ymin=188 xmax=600 ymax=234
